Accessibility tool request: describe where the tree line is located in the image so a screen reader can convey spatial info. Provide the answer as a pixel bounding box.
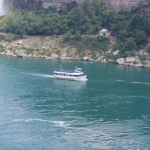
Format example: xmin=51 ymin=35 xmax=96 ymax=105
xmin=0 ymin=0 xmax=150 ymax=52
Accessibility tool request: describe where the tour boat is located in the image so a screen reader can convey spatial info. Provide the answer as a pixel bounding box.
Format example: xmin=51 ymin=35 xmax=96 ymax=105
xmin=53 ymin=66 xmax=88 ymax=81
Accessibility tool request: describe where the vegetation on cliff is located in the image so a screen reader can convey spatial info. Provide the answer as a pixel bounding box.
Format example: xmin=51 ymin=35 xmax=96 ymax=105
xmin=0 ymin=0 xmax=150 ymax=55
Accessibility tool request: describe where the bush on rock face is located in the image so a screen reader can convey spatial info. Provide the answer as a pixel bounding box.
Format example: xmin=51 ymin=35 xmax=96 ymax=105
xmin=148 ymin=47 xmax=150 ymax=53
xmin=0 ymin=35 xmax=6 ymax=41
xmin=13 ymin=0 xmax=43 ymax=10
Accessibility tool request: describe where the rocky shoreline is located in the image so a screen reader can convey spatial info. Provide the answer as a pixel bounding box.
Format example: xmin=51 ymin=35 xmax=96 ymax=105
xmin=0 ymin=33 xmax=150 ymax=68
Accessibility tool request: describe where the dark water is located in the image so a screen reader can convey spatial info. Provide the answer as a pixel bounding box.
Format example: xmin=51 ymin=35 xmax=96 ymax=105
xmin=0 ymin=55 xmax=150 ymax=150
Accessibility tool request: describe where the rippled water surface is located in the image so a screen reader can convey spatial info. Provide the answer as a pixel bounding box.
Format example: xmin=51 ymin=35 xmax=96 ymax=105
xmin=0 ymin=56 xmax=150 ymax=150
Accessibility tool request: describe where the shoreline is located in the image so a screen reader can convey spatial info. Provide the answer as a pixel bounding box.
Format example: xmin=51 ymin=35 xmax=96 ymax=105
xmin=1 ymin=52 xmax=150 ymax=69
xmin=0 ymin=33 xmax=150 ymax=68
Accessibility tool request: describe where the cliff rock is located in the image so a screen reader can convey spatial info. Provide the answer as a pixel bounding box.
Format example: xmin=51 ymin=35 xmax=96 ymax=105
xmin=40 ymin=0 xmax=148 ymax=11
xmin=13 ymin=0 xmax=149 ymax=12
xmin=116 ymin=58 xmax=125 ymax=65
xmin=103 ymin=0 xmax=148 ymax=11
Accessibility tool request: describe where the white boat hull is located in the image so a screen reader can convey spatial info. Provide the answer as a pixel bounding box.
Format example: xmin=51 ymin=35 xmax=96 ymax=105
xmin=54 ymin=75 xmax=88 ymax=81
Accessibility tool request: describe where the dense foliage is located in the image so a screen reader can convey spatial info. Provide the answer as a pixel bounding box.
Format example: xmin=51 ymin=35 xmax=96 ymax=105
xmin=0 ymin=0 xmax=108 ymax=35
xmin=0 ymin=0 xmax=150 ymax=51
xmin=63 ymin=35 xmax=110 ymax=52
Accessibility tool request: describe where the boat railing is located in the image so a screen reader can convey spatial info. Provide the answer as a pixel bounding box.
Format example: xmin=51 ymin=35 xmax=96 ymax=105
xmin=54 ymin=67 xmax=83 ymax=73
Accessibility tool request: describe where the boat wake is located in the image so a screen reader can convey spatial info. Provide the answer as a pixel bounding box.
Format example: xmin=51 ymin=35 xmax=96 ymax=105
xmin=21 ymin=72 xmax=54 ymax=78
xmin=132 ymin=82 xmax=150 ymax=85
xmin=0 ymin=118 xmax=70 ymax=128
xmin=32 ymin=74 xmax=54 ymax=78
xmin=117 ymin=80 xmax=126 ymax=82
xmin=117 ymin=79 xmax=150 ymax=85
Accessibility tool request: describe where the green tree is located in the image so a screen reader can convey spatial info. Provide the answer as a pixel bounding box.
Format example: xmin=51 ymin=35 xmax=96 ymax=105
xmin=124 ymin=40 xmax=137 ymax=51
xmin=118 ymin=30 xmax=127 ymax=41
xmin=75 ymin=31 xmax=81 ymax=40
xmin=135 ymin=30 xmax=147 ymax=46
xmin=130 ymin=14 xmax=143 ymax=30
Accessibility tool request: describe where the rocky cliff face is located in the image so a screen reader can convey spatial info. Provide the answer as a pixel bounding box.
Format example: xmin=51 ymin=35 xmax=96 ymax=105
xmin=40 ymin=0 xmax=148 ymax=11
xmin=104 ymin=0 xmax=148 ymax=11
xmin=13 ymin=0 xmax=149 ymax=12
xmin=41 ymin=0 xmax=82 ymax=11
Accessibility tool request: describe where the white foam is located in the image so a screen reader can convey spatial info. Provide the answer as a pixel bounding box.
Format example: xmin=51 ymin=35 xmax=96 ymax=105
xmin=21 ymin=72 xmax=54 ymax=78
xmin=132 ymin=82 xmax=150 ymax=85
xmin=33 ymin=74 xmax=54 ymax=78
xmin=52 ymin=121 xmax=65 ymax=127
xmin=3 ymin=119 xmax=69 ymax=128
xmin=52 ymin=121 xmax=70 ymax=127
xmin=117 ymin=80 xmax=126 ymax=82
xmin=11 ymin=118 xmax=48 ymax=123
xmin=117 ymin=79 xmax=150 ymax=85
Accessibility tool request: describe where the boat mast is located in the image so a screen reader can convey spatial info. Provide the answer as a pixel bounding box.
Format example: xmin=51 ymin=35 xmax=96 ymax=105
xmin=60 ymin=65 xmax=62 ymax=70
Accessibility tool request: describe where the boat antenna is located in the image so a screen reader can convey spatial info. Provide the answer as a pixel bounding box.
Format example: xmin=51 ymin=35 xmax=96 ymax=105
xmin=60 ymin=65 xmax=62 ymax=70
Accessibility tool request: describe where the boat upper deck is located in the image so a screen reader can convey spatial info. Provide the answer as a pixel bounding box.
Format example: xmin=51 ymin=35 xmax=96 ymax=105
xmin=54 ymin=67 xmax=83 ymax=73
xmin=54 ymin=69 xmax=80 ymax=73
